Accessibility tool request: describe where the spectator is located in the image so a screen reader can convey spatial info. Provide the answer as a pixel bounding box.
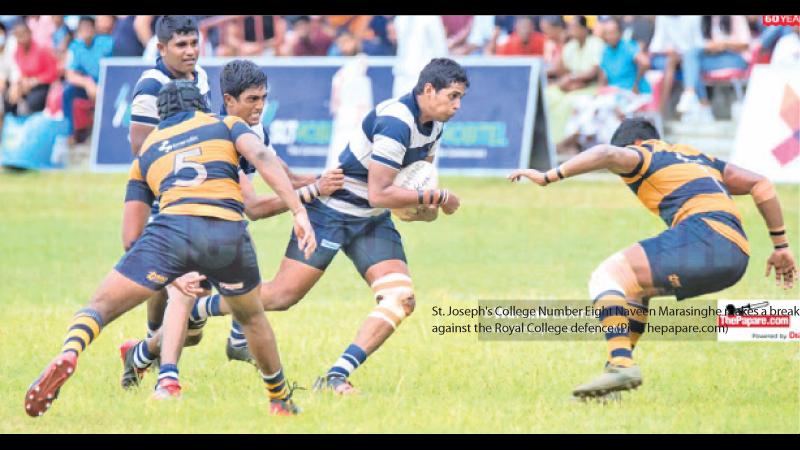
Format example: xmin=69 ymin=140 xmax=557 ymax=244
xmin=95 ymin=15 xmax=115 ymax=35
xmin=392 ymin=15 xmax=448 ymax=97
xmin=4 ymin=21 xmax=59 ymax=117
xmin=461 ymin=15 xmax=495 ymax=55
xmin=620 ymin=15 xmax=655 ymax=49
xmin=648 ymin=16 xmax=704 ymax=116
xmin=675 ymin=15 xmax=751 ymax=122
xmin=545 ymin=15 xmax=605 ymax=146
xmin=492 ymin=15 xmax=545 ymax=56
xmin=540 ymin=15 xmax=567 ymax=79
xmin=599 ymin=18 xmax=651 ymax=94
xmin=361 ymin=15 xmax=396 ymax=56
xmin=215 ymin=16 xmax=278 ymax=57
xmin=770 ymin=26 xmax=800 ymax=69
xmin=63 ymin=16 xmax=112 ymax=141
xmin=441 ymin=15 xmax=474 ymax=55
xmin=281 ymin=16 xmax=334 ymax=56
xmin=557 ymin=18 xmax=654 ymax=155
xmin=112 ymin=15 xmax=152 ymax=57
xmin=328 ymin=29 xmax=361 ymax=56
xmin=0 ymin=22 xmax=9 ymax=134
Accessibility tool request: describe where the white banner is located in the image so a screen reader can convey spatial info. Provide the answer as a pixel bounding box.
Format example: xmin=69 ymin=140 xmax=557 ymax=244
xmin=730 ymin=65 xmax=800 ymax=184
xmin=717 ymin=300 xmax=800 ymax=342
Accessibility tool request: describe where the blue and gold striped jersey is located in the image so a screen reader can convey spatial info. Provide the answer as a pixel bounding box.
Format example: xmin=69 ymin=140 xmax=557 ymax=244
xmin=125 ymin=111 xmax=256 ymax=222
xmin=619 ymin=139 xmax=749 ymax=254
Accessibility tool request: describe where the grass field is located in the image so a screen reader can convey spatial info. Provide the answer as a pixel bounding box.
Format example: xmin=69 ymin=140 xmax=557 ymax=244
xmin=1 ymin=171 xmax=798 ymax=433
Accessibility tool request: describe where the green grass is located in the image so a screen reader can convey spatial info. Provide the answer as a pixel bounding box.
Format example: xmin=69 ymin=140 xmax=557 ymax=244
xmin=0 ymin=171 xmax=798 ymax=433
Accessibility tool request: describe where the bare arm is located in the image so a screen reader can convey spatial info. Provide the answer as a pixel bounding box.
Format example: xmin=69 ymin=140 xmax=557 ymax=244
xmin=508 ymin=144 xmax=641 ymax=186
xmin=235 ymin=132 xmax=316 ymax=258
xmin=129 ymin=123 xmax=155 ymax=157
xmin=121 ymin=201 xmax=151 ymax=251
xmin=724 ymin=163 xmax=795 ymax=288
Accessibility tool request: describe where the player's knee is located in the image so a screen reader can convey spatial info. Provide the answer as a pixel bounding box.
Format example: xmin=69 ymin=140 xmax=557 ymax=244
xmin=588 ymin=252 xmax=643 ymax=301
xmin=369 ymin=273 xmax=415 ymax=329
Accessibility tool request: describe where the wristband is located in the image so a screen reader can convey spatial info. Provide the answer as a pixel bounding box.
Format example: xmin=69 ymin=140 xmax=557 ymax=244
xmin=418 ymin=189 xmax=449 ymax=206
xmin=296 ymin=182 xmax=321 ymax=204
xmin=769 ymin=227 xmax=789 ymax=248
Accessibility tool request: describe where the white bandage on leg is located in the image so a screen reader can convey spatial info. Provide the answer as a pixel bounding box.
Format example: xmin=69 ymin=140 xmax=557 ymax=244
xmin=588 ymin=252 xmax=644 ymax=301
xmin=368 ymin=273 xmax=415 ymax=330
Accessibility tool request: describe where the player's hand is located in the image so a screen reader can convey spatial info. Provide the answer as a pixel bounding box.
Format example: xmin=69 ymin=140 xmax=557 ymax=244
xmin=170 ymin=272 xmax=207 ymax=298
xmin=292 ymin=207 xmax=317 ymax=260
xmin=765 ymin=247 xmax=797 ymax=289
xmin=441 ymin=191 xmax=460 ymax=215
xmin=507 ymin=169 xmax=548 ymax=186
xmin=318 ymin=168 xmax=345 ymax=196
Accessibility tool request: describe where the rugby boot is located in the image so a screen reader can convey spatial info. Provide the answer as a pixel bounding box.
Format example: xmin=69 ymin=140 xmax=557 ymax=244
xmin=572 ymin=364 xmax=642 ymax=399
xmin=25 ymin=352 xmax=77 ymax=417
xmin=119 ymin=339 xmax=147 ymax=389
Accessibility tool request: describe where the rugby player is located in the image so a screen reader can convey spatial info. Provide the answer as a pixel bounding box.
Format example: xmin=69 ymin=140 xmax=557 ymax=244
xmin=24 ymin=80 xmax=315 ymax=417
xmin=508 ymin=118 xmax=797 ymax=399
xmin=119 ymin=60 xmax=344 ymax=386
xmin=187 ymin=58 xmax=468 ymax=394
xmin=125 ymin=15 xmax=212 ymax=357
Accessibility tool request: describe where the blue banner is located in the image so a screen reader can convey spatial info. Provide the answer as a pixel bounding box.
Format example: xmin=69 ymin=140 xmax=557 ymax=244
xmin=91 ymin=57 xmax=550 ymax=174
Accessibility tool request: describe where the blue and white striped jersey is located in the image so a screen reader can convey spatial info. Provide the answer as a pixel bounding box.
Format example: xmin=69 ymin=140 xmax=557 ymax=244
xmin=322 ymin=92 xmax=444 ymax=217
xmin=130 ymin=57 xmax=211 ymax=126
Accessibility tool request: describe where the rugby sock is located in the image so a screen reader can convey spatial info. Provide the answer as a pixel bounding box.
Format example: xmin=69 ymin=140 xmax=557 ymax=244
xmin=146 ymin=321 xmax=160 ymax=339
xmin=190 ymin=294 xmax=222 ymax=322
xmin=626 ymin=300 xmax=649 ymax=351
xmin=132 ymin=340 xmax=155 ymax=370
xmin=261 ymin=368 xmax=290 ymax=401
xmin=157 ymin=364 xmax=179 ymax=384
xmin=327 ymin=344 xmax=367 ymax=379
xmin=229 ymin=320 xmax=248 ymax=348
xmin=594 ymin=290 xmax=634 ymax=368
xmin=60 ymin=308 xmax=103 ymax=357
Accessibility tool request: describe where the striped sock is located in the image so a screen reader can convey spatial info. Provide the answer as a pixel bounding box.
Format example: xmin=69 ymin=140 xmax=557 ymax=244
xmin=132 ymin=340 xmax=155 ymax=370
xmin=327 ymin=344 xmax=367 ymax=379
xmin=158 ymin=364 xmax=179 ymax=384
xmin=190 ymin=294 xmax=221 ymax=322
xmin=594 ymin=290 xmax=634 ymax=368
xmin=261 ymin=368 xmax=290 ymax=401
xmin=146 ymin=321 xmax=160 ymax=340
xmin=229 ymin=320 xmax=247 ymax=348
xmin=626 ymin=300 xmax=649 ymax=351
xmin=61 ymin=308 xmax=103 ymax=357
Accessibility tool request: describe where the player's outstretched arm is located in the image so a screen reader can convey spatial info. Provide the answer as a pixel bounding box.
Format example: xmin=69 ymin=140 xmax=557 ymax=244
xmin=239 ymin=169 xmax=344 ymax=221
xmin=368 ymin=162 xmax=460 ymax=215
xmin=235 ymin=132 xmax=316 ymax=259
xmin=722 ymin=162 xmax=796 ymax=289
xmin=507 ymin=144 xmax=641 ymax=186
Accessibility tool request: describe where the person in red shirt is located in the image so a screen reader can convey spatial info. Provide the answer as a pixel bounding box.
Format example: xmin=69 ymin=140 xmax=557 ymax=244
xmin=494 ymin=16 xmax=545 ymax=56
xmin=5 ymin=21 xmax=59 ymax=116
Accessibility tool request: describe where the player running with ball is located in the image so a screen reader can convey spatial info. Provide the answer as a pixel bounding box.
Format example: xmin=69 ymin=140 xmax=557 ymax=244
xmin=508 ymin=118 xmax=797 ymax=400
xmin=188 ymin=58 xmax=468 ymax=394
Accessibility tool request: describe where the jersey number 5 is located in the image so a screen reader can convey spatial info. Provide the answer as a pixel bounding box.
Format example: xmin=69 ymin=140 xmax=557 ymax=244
xmin=174 ymin=148 xmax=207 ymax=187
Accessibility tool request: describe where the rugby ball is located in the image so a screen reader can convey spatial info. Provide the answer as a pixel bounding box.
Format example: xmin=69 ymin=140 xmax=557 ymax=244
xmin=391 ymin=161 xmax=438 ymax=221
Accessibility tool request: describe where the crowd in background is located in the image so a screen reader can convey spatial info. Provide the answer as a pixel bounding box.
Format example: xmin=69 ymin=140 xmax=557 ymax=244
xmin=0 ymin=15 xmax=798 ymax=155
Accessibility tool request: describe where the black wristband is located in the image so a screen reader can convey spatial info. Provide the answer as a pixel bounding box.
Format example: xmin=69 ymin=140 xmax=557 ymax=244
xmin=775 ymin=243 xmax=789 ymax=250
xmin=770 ymin=230 xmax=786 ymax=236
xmin=556 ymin=167 xmax=565 ymax=180
xmin=543 ymin=172 xmax=552 ymax=185
xmin=417 ymin=189 xmax=424 ymax=205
